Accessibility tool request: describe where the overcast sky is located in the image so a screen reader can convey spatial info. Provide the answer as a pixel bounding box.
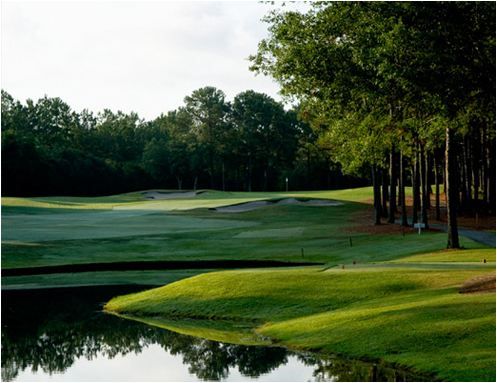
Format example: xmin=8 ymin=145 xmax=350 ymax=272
xmin=1 ymin=1 xmax=299 ymax=120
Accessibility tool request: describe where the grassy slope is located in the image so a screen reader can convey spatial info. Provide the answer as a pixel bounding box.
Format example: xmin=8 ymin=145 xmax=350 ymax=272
xmin=106 ymin=251 xmax=496 ymax=381
xmin=1 ymin=188 xmax=374 ymax=210
xmin=4 ymin=187 xmax=479 ymax=288
xmin=3 ymin=187 xmax=495 ymax=379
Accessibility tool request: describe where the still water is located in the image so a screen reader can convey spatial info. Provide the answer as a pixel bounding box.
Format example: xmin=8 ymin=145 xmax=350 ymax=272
xmin=2 ymin=286 xmax=429 ymax=381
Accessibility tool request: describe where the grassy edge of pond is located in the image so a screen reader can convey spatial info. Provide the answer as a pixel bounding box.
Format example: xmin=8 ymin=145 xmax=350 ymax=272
xmin=105 ymin=250 xmax=496 ymax=382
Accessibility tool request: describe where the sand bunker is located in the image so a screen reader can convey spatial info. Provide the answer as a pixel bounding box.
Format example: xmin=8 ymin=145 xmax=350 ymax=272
xmin=276 ymin=198 xmax=343 ymax=206
xmin=215 ymin=198 xmax=343 ymax=213
xmin=215 ymin=200 xmax=272 ymax=213
xmin=142 ymin=190 xmax=199 ymax=200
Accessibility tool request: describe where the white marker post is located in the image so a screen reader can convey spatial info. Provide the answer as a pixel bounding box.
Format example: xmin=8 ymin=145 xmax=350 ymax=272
xmin=414 ymin=222 xmax=426 ymax=235
xmin=285 ymin=177 xmax=288 ymax=192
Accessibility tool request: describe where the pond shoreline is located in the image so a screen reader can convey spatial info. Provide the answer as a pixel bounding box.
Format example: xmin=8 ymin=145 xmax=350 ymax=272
xmin=2 ymin=285 xmax=437 ymax=382
xmin=2 ymin=260 xmax=322 ymax=277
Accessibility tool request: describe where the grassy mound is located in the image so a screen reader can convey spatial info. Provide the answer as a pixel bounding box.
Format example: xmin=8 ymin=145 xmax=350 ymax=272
xmin=105 ymin=249 xmax=496 ymax=381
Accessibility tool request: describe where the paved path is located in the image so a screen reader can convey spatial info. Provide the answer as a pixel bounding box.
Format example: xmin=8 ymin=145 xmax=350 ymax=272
xmin=396 ymin=220 xmax=496 ymax=247
xmin=448 ymin=225 xmax=495 ymax=247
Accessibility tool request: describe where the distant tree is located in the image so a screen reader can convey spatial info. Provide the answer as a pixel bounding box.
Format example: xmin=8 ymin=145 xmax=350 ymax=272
xmin=184 ymin=87 xmax=231 ymax=189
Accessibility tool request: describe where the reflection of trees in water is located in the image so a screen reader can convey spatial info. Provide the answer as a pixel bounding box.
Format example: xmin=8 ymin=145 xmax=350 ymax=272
xmin=174 ymin=341 xmax=288 ymax=380
xmin=1 ymin=287 xmax=288 ymax=381
xmin=298 ymin=353 xmax=430 ymax=382
xmin=2 ymin=287 xmax=430 ymax=382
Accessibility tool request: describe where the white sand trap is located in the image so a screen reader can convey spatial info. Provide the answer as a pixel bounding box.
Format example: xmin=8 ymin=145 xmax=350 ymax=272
xmin=215 ymin=200 xmax=272 ymax=213
xmin=141 ymin=191 xmax=197 ymax=200
xmin=277 ymin=198 xmax=343 ymax=206
xmin=276 ymin=198 xmax=300 ymax=204
xmin=301 ymin=199 xmax=343 ymax=206
xmin=216 ymin=198 xmax=343 ymax=213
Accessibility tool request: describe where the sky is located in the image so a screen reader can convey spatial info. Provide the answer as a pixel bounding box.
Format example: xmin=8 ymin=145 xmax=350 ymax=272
xmin=1 ymin=1 xmax=301 ymax=120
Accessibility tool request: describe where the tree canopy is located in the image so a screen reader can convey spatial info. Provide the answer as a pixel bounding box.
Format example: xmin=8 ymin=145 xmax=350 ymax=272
xmin=251 ymin=1 xmax=495 ymax=247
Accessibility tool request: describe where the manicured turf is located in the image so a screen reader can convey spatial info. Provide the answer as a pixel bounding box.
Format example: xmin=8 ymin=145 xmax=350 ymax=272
xmin=390 ymin=248 xmax=496 ymax=263
xmin=2 ymin=188 xmax=385 ymax=287
xmin=3 ymin=187 xmax=495 ymax=380
xmin=1 ymin=187 xmax=375 ymax=210
xmin=1 ymin=188 xmax=483 ymax=273
xmin=2 ymin=187 xmax=484 ymax=293
xmin=0 ymin=269 xmax=214 ymax=290
xmin=106 ymin=249 xmax=496 ymax=381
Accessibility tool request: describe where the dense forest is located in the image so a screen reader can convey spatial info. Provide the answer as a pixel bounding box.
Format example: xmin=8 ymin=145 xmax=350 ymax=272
xmin=1 ymin=88 xmax=364 ymax=197
xmin=250 ymin=1 xmax=495 ymax=248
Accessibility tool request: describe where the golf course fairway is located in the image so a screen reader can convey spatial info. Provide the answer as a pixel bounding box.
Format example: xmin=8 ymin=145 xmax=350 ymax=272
xmin=3 ymin=187 xmax=495 ymax=381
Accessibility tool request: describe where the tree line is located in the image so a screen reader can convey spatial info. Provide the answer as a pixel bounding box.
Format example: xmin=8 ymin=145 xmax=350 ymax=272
xmin=1 ymin=87 xmax=365 ymax=197
xmin=250 ymin=1 xmax=495 ymax=248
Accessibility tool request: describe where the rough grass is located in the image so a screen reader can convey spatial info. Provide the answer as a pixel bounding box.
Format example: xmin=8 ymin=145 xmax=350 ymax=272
xmin=105 ymin=254 xmax=496 ymax=381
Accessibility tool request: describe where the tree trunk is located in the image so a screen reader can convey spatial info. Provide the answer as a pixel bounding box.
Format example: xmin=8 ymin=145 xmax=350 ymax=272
xmin=222 ymin=162 xmax=225 ymax=192
xmin=483 ymin=130 xmax=489 ymax=210
xmin=471 ymin=125 xmax=480 ymax=213
xmin=489 ymin=137 xmax=496 ymax=215
xmin=419 ymin=144 xmax=428 ymax=228
xmin=425 ymin=151 xmax=431 ymax=209
xmin=381 ymin=169 xmax=389 ymax=218
xmin=412 ymin=146 xmax=420 ymax=225
xmin=461 ymin=137 xmax=471 ymax=212
xmin=446 ymin=126 xmax=460 ymax=249
xmin=434 ymin=153 xmax=441 ymax=221
xmin=400 ymin=150 xmax=408 ymax=226
xmin=263 ymin=168 xmax=268 ymax=192
xmin=193 ymin=176 xmax=198 ymax=192
xmin=397 ymin=177 xmax=402 ymax=207
xmin=372 ymin=166 xmax=381 ymax=225
xmin=443 ymin=156 xmax=447 ymax=202
xmin=464 ymin=135 xmax=473 ymax=211
xmin=176 ymin=176 xmax=182 ymax=191
xmin=388 ymin=146 xmax=397 ymax=223
xmin=247 ymin=155 xmax=252 ymax=192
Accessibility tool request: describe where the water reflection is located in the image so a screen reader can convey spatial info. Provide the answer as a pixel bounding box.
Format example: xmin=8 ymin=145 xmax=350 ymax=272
xmin=1 ymin=286 xmax=430 ymax=381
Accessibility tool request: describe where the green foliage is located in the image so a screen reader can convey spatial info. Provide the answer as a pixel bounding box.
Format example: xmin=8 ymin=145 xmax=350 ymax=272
xmin=251 ymin=1 xmax=495 ymax=186
xmin=2 ymin=88 xmax=361 ymax=196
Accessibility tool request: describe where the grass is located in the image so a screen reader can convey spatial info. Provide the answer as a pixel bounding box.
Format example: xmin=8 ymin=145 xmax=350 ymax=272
xmin=0 ymin=269 xmax=215 ymax=290
xmin=389 ymin=248 xmax=496 ymax=263
xmin=105 ymin=252 xmax=496 ymax=381
xmin=3 ymin=186 xmax=495 ymax=380
xmin=3 ymin=187 xmax=475 ymax=276
xmin=1 ymin=187 xmax=374 ymax=210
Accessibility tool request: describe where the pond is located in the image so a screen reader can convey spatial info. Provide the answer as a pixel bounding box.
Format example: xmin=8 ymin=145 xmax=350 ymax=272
xmin=1 ymin=285 xmax=430 ymax=381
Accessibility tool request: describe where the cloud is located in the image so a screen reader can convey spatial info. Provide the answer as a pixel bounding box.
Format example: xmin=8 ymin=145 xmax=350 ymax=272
xmin=1 ymin=1 xmax=284 ymax=119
